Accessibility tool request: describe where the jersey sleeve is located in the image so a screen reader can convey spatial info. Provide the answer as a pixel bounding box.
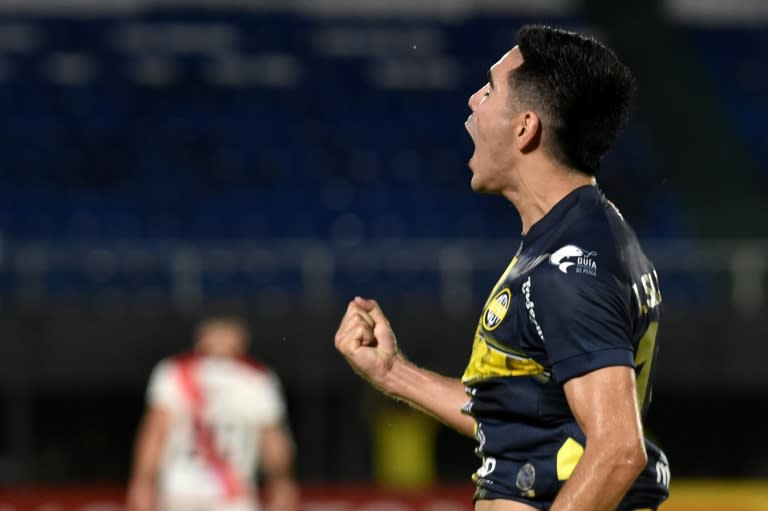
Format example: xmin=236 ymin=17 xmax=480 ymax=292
xmin=146 ymin=359 xmax=181 ymax=410
xmin=256 ymin=370 xmax=287 ymax=426
xmin=529 ymin=266 xmax=634 ymax=383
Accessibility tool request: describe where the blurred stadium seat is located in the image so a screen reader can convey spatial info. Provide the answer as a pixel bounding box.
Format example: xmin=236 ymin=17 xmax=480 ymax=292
xmin=0 ymin=10 xmax=686 ymax=243
xmin=0 ymin=7 xmax=710 ymax=304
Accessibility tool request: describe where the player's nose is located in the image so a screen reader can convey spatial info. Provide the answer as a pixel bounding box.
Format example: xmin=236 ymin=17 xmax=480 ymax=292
xmin=468 ymin=89 xmax=481 ymax=111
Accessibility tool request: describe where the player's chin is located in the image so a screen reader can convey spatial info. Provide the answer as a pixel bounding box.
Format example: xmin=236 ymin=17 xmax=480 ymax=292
xmin=469 ymin=171 xmax=485 ymax=192
xmin=469 ymin=171 xmax=497 ymax=194
xmin=467 ymin=157 xmax=481 ymax=184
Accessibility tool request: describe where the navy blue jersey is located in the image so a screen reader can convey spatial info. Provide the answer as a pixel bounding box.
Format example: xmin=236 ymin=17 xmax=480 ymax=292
xmin=462 ymin=185 xmax=669 ymax=510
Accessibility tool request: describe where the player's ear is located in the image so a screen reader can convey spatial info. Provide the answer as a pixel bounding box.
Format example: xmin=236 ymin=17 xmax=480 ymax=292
xmin=515 ymin=110 xmax=541 ymax=153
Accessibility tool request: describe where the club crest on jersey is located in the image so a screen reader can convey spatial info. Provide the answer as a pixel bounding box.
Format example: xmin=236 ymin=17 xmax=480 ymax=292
xmin=482 ymin=288 xmax=511 ymax=331
xmin=549 ymin=245 xmax=597 ymax=276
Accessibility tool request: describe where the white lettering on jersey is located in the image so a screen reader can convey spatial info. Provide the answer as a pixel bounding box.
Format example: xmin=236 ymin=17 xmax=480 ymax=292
xmin=521 ymin=277 xmax=545 ymax=342
xmin=656 ymin=452 xmax=671 ymax=488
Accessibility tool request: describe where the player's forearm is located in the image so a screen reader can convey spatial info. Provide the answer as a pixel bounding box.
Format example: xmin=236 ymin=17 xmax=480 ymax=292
xmin=129 ymin=408 xmax=169 ymax=487
xmin=130 ymin=437 xmax=158 ymax=485
xmin=549 ymin=440 xmax=646 ymax=511
xmin=260 ymin=425 xmax=301 ymax=511
xmin=262 ymin=451 xmax=294 ymax=484
xmin=260 ymin=425 xmax=296 ymax=481
xmin=129 ymin=444 xmax=160 ymax=489
xmin=380 ymin=356 xmax=475 ymax=437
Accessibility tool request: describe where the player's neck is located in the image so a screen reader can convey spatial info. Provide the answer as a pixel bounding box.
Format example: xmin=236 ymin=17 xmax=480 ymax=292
xmin=503 ymin=160 xmax=595 ymax=235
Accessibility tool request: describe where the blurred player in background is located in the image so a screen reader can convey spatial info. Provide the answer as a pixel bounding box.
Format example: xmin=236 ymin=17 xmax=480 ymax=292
xmin=335 ymin=25 xmax=669 ymax=511
xmin=126 ymin=315 xmax=300 ymax=511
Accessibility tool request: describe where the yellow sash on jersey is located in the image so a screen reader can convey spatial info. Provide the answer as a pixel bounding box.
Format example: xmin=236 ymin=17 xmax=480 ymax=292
xmin=462 ymin=256 xmax=547 ymax=384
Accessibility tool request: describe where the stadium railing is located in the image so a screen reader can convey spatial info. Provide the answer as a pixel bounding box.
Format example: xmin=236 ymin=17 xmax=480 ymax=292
xmin=0 ymin=238 xmax=765 ymax=312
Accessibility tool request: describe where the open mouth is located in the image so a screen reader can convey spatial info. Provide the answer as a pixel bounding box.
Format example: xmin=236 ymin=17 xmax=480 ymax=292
xmin=464 ymin=117 xmax=475 ymax=139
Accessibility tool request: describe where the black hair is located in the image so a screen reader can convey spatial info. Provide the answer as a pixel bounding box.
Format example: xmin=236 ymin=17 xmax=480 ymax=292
xmin=511 ymin=24 xmax=637 ymax=175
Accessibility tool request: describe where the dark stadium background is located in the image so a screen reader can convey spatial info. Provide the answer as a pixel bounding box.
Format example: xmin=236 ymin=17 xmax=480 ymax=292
xmin=0 ymin=0 xmax=766 ymax=509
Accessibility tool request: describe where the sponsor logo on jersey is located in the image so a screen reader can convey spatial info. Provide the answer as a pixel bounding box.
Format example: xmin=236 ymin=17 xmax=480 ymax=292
xmin=549 ymin=245 xmax=597 ymax=276
xmin=475 ymin=423 xmax=487 ymax=453
xmin=482 ymin=288 xmax=511 ymax=331
xmin=476 ymin=457 xmax=496 ymax=479
xmin=521 ymin=277 xmax=545 ymax=342
xmin=656 ymin=452 xmax=671 ymax=489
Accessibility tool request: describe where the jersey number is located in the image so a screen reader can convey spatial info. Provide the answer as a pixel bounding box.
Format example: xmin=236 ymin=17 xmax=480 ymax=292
xmin=631 ymin=270 xmax=661 ymax=412
xmin=631 ymin=270 xmax=661 ymax=316
xmin=634 ymin=321 xmax=658 ymax=412
xmin=187 ymin=420 xmax=245 ymax=466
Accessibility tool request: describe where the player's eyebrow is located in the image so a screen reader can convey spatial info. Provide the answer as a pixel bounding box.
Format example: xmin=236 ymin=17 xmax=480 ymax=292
xmin=487 ymin=68 xmax=495 ymax=90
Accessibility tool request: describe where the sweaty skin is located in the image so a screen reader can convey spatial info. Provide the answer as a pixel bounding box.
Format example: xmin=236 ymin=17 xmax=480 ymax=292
xmin=336 ymin=46 xmax=648 ymax=511
xmin=335 ymin=297 xmax=646 ymax=511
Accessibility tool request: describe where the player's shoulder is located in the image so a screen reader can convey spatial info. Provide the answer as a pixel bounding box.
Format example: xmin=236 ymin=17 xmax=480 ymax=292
xmin=145 ymin=352 xmax=192 ymax=392
xmin=157 ymin=351 xmax=198 ymax=372
xmin=525 ymin=189 xmax=647 ymax=301
xmin=543 ymin=188 xmax=644 ymax=279
xmin=237 ymin=355 xmax=270 ymax=374
xmin=150 ymin=353 xmax=186 ymax=375
xmin=233 ymin=355 xmax=283 ymax=385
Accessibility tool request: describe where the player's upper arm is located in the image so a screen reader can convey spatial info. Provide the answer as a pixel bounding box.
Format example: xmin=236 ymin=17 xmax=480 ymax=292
xmin=562 ymin=365 xmax=646 ymax=465
xmin=139 ymin=404 xmax=173 ymax=444
xmin=563 ymin=365 xmax=643 ymax=440
xmin=257 ymin=371 xmax=294 ymax=475
xmin=259 ymin=423 xmax=295 ymax=476
xmin=130 ymin=404 xmax=173 ymax=482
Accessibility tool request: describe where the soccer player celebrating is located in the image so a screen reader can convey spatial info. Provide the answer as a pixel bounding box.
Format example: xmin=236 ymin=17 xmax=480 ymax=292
xmin=335 ymin=25 xmax=670 ymax=511
xmin=127 ymin=316 xmax=300 ymax=511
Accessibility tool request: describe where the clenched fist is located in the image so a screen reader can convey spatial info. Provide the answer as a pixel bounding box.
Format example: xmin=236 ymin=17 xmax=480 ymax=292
xmin=334 ymin=296 xmax=400 ymax=390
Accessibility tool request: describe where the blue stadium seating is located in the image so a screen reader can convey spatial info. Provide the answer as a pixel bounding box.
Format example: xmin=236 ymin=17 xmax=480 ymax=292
xmin=682 ymin=26 xmax=768 ymax=175
xmin=0 ymin=11 xmax=744 ymax=303
xmin=0 ymin=11 xmax=694 ymax=243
